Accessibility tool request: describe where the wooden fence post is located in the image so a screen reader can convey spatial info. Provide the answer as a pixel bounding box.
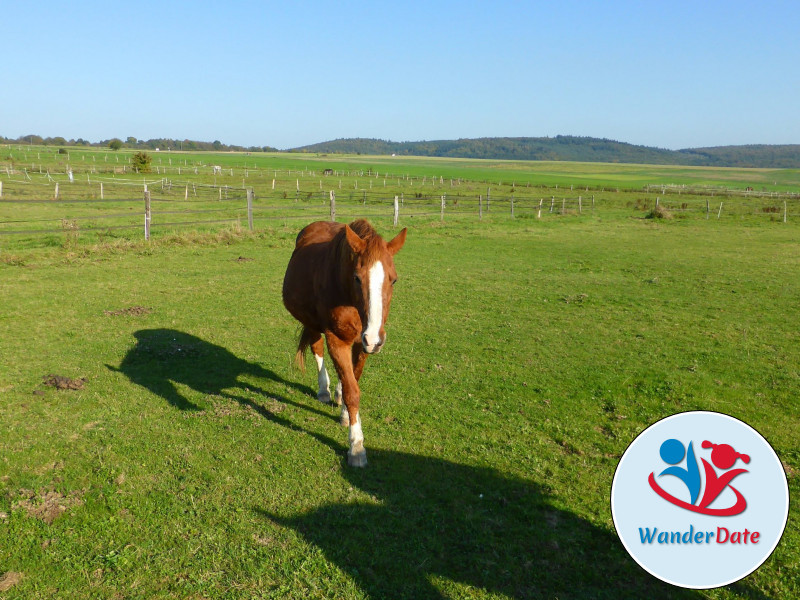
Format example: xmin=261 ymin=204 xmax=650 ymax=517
xmin=578 ymin=196 xmax=582 ymax=214
xmin=479 ymin=195 xmax=483 ymax=220
xmin=440 ymin=195 xmax=445 ymax=221
xmin=706 ymin=199 xmax=710 ymax=219
xmin=393 ymin=196 xmax=399 ymax=227
xmin=717 ymin=202 xmax=723 ymax=219
xmin=144 ymin=188 xmax=151 ymax=241
xmin=247 ymin=187 xmax=254 ymax=231
xmin=511 ymin=196 xmax=515 ymax=218
xmin=0 ymin=181 xmax=3 ymax=199
xmin=54 ymin=183 xmax=59 ymax=200
xmin=784 ymin=201 xmax=788 ymax=223
xmin=330 ymin=191 xmax=336 ymax=221
xmin=550 ymin=196 xmax=555 ymax=212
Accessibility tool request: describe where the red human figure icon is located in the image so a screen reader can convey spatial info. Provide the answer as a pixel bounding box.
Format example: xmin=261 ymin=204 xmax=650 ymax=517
xmin=698 ymin=441 xmax=750 ymax=512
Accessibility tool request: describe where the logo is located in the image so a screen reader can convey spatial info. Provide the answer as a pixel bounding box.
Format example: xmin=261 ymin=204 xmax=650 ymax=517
xmin=648 ymin=439 xmax=750 ymax=516
xmin=611 ymin=411 xmax=789 ymax=589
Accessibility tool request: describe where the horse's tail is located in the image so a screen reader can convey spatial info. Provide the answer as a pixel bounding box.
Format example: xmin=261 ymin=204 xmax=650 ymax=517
xmin=295 ymin=326 xmax=316 ymax=372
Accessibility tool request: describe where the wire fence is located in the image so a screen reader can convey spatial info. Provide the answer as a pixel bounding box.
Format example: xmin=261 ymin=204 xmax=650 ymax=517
xmin=1 ymin=171 xmax=798 ymax=243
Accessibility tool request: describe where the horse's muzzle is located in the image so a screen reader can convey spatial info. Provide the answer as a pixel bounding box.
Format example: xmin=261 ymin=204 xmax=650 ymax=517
xmin=362 ymin=333 xmax=384 ymax=354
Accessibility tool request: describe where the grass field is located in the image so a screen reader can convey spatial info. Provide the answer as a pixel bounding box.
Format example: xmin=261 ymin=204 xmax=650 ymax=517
xmin=4 ymin=144 xmax=800 ymax=191
xmin=1 ymin=150 xmax=799 ymax=598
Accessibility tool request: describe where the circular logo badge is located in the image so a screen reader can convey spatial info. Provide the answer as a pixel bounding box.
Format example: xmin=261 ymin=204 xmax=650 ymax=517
xmin=611 ymin=411 xmax=789 ymax=589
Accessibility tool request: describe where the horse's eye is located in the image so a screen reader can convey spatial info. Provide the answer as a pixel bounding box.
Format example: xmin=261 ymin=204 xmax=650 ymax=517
xmin=391 ymin=278 xmax=398 ymax=286
xmin=354 ymin=275 xmax=361 ymax=284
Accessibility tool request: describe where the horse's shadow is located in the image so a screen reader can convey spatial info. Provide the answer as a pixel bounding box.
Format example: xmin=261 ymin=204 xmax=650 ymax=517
xmin=108 ymin=328 xmax=318 ymax=414
xmin=257 ymin=436 xmax=706 ymax=600
xmin=110 ymin=329 xmax=763 ymax=599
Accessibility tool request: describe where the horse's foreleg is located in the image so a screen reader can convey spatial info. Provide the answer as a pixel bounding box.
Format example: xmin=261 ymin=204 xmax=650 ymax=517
xmin=339 ymin=344 xmax=368 ymax=426
xmin=310 ymin=335 xmax=332 ymax=404
xmin=352 ymin=343 xmax=368 ymax=381
xmin=326 ymin=333 xmax=366 ymax=467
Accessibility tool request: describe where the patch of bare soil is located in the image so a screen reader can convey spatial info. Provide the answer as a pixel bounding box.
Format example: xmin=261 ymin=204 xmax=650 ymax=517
xmin=104 ymin=306 xmax=152 ymax=317
xmin=234 ymin=256 xmax=254 ymax=263
xmin=0 ymin=572 xmax=24 ymax=592
xmin=13 ymin=489 xmax=85 ymax=524
xmin=42 ymin=374 xmax=87 ymax=390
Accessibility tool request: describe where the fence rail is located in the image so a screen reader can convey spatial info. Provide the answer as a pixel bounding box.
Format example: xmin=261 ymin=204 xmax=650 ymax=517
xmin=1 ymin=181 xmax=798 ymax=240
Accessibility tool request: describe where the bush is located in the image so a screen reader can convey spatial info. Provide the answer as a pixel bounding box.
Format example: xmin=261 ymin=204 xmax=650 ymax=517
xmin=132 ymin=151 xmax=152 ymax=173
xmin=645 ymin=205 xmax=673 ymax=219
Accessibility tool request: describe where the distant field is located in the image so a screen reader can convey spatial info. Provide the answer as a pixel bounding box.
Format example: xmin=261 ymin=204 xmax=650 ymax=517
xmin=4 ymin=144 xmax=800 ymax=191
xmin=2 ymin=146 xmax=799 ymax=251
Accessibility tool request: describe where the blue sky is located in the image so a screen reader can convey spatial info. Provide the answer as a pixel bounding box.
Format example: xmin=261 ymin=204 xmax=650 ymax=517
xmin=2 ymin=1 xmax=798 ymax=150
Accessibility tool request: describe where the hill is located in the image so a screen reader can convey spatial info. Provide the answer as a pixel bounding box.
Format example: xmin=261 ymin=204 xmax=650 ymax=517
xmin=292 ymin=136 xmax=800 ymax=168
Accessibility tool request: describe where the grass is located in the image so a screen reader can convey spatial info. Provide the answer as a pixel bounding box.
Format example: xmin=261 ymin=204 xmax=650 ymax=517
xmin=1 ymin=150 xmax=799 ymax=597
xmin=4 ymin=144 xmax=800 ymax=191
xmin=0 ymin=211 xmax=798 ymax=599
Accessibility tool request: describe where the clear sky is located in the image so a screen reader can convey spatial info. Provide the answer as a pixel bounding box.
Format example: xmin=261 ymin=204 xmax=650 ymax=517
xmin=2 ymin=0 xmax=798 ymax=150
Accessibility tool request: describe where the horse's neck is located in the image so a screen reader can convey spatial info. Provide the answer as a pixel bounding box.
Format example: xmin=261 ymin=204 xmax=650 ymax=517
xmin=325 ymin=235 xmax=352 ymax=300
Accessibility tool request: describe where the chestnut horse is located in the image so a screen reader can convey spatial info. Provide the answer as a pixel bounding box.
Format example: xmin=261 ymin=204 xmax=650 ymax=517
xmin=282 ymin=219 xmax=407 ymax=466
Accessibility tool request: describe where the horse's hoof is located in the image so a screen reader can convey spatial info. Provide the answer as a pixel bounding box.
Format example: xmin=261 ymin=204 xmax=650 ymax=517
xmin=317 ymin=391 xmax=332 ymax=404
xmin=348 ymin=449 xmax=367 ymax=467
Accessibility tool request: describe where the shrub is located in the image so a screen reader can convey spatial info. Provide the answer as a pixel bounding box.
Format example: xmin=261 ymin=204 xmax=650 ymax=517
xmin=645 ymin=205 xmax=673 ymax=219
xmin=132 ymin=151 xmax=152 ymax=173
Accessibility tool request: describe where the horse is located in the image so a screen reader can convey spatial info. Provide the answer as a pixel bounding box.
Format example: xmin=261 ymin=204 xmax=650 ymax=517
xmin=282 ymin=219 xmax=407 ymax=467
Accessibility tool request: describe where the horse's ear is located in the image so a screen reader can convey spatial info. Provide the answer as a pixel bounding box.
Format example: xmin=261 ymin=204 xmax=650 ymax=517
xmin=345 ymin=225 xmax=366 ymax=253
xmin=387 ymin=228 xmax=407 ymax=256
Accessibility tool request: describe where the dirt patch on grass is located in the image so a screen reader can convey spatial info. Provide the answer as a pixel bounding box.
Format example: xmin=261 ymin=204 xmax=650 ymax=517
xmin=234 ymin=256 xmax=254 ymax=263
xmin=104 ymin=306 xmax=152 ymax=317
xmin=42 ymin=374 xmax=87 ymax=390
xmin=13 ymin=489 xmax=86 ymax=524
xmin=0 ymin=572 xmax=24 ymax=592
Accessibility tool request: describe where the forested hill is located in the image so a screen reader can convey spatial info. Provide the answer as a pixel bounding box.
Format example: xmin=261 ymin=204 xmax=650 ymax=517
xmin=292 ymin=136 xmax=800 ymax=168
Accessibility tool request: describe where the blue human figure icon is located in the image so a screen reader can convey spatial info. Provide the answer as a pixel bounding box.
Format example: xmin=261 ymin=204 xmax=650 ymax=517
xmin=658 ymin=439 xmax=701 ymax=505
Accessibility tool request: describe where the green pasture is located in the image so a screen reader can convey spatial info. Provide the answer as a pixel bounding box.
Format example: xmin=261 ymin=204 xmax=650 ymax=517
xmin=4 ymin=144 xmax=800 ymax=192
xmin=2 ymin=147 xmax=799 ymax=255
xmin=1 ymin=203 xmax=798 ymax=598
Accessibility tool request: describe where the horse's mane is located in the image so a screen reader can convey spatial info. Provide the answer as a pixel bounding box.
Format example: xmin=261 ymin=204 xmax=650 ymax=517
xmin=347 ymin=219 xmax=386 ymax=263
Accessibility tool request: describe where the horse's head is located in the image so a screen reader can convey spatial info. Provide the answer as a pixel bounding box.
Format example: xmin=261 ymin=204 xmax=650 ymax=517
xmin=344 ymin=221 xmax=407 ymax=354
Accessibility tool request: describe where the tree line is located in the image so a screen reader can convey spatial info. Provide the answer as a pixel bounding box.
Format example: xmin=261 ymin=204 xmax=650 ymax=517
xmin=293 ymin=136 xmax=800 ymax=169
xmin=2 ymin=134 xmax=277 ymax=154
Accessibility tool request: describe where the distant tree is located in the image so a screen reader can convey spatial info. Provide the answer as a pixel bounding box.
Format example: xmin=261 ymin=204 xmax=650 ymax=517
xmin=131 ymin=151 xmax=152 ymax=173
xmin=20 ymin=134 xmax=44 ymax=145
xmin=109 ymin=139 xmax=123 ymax=151
xmin=126 ymin=136 xmax=138 ymax=146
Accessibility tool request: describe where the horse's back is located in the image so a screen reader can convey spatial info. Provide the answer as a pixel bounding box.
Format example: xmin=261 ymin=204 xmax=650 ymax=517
xmin=294 ymin=221 xmax=345 ymax=250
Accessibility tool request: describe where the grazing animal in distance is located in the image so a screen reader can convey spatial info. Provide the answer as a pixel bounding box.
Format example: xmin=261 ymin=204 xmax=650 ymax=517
xmin=282 ymin=219 xmax=407 ymax=466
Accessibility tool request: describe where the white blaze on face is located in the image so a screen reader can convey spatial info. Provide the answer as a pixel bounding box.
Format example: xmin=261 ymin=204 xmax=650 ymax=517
xmin=362 ymin=260 xmax=385 ymax=351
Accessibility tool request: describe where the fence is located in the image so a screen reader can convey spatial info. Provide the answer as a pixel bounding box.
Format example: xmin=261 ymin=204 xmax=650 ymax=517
xmin=1 ymin=167 xmax=799 ymax=244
